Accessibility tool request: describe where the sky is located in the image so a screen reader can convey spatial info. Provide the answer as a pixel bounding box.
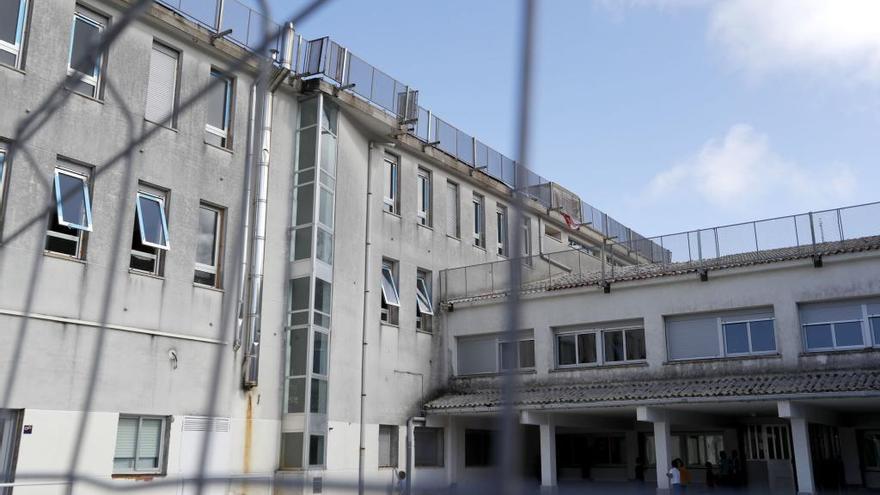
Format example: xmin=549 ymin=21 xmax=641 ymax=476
xmin=258 ymin=0 xmax=880 ymax=236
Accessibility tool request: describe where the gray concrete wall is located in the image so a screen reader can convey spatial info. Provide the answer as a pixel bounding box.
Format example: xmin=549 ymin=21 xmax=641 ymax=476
xmin=445 ymin=250 xmax=880 ymax=387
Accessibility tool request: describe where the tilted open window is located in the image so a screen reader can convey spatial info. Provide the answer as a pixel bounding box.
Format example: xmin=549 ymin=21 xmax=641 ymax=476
xmin=135 ymin=193 xmax=170 ymax=250
xmin=416 ymin=274 xmax=433 ymax=316
xmin=46 ymin=166 xmax=92 ymax=258
xmin=380 ymin=264 xmax=400 ymax=307
xmin=130 ymin=190 xmax=169 ymax=275
xmin=54 ymin=169 xmax=92 ymax=231
xmin=67 ymin=6 xmax=107 ymax=98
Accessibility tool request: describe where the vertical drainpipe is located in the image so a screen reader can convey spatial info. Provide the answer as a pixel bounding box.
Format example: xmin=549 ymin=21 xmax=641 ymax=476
xmin=234 ymin=85 xmax=258 ymax=352
xmin=358 ymin=142 xmax=375 ymax=495
xmin=243 ymin=22 xmax=295 ymax=388
xmin=405 ymin=416 xmax=425 ymax=495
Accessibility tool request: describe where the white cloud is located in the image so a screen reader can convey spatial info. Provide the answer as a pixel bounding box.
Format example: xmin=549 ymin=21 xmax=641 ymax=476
xmin=645 ymin=124 xmax=857 ymax=216
xmin=708 ymin=0 xmax=880 ymax=83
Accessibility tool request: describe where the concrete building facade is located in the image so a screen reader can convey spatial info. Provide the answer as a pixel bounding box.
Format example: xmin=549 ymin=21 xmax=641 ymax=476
xmin=0 ymin=0 xmax=878 ymax=494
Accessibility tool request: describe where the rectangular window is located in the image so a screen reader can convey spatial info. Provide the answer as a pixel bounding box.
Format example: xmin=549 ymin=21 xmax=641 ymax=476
xmin=417 ymin=168 xmax=431 ymax=226
xmin=0 ymin=0 xmax=28 ymax=68
xmin=378 ymin=425 xmax=398 ymax=468
xmin=496 ymin=204 xmax=508 ymax=257
xmin=144 ymin=41 xmax=179 ymax=126
xmin=67 ymin=6 xmax=106 ymax=98
xmin=457 ymin=332 xmax=535 ymax=375
xmin=800 ymin=299 xmax=878 ymax=352
xmin=380 ymin=259 xmax=400 ymax=325
xmin=383 ymin=156 xmax=399 ymax=214
xmin=46 ymin=166 xmax=93 ymax=258
xmin=499 ymin=339 xmax=535 ymax=370
xmin=589 ymin=435 xmax=625 ymax=466
xmin=194 ymin=204 xmax=223 ymax=287
xmin=464 ymin=429 xmax=493 ymax=467
xmin=666 ymin=309 xmax=776 ymax=361
xmin=113 ymin=415 xmax=167 ymax=475
xmin=130 ymin=189 xmax=170 ymax=276
xmin=0 ymin=409 xmax=21 ymax=486
xmin=446 ymin=181 xmax=460 ymax=237
xmin=544 ymin=224 xmax=562 ymax=242
xmin=205 ymin=69 xmax=232 ymax=148
xmin=280 ymin=432 xmax=303 ymax=469
xmin=723 ymin=319 xmax=776 ymax=355
xmin=556 ymin=326 xmax=645 ymax=367
xmin=313 ymin=277 xmax=332 ymax=328
xmin=861 ymin=431 xmax=880 ymax=469
xmin=644 ymin=434 xmax=683 ymax=467
xmin=416 ymin=269 xmax=433 ymax=332
xmin=472 ymin=193 xmax=484 ymax=248
xmin=414 ymin=427 xmax=444 ymax=467
xmin=685 ymin=433 xmax=724 ymax=467
xmin=872 ymin=317 xmax=880 ymax=348
xmin=522 ymin=217 xmax=532 ymax=259
xmin=308 ymin=434 xmax=324 ymax=466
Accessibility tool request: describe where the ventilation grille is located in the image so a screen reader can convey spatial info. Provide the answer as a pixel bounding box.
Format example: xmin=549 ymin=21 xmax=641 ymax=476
xmin=182 ymin=416 xmax=230 ymax=432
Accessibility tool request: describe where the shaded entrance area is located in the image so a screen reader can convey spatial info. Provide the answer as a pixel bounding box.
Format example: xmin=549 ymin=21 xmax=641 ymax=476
xmin=425 ymin=395 xmax=880 ymax=494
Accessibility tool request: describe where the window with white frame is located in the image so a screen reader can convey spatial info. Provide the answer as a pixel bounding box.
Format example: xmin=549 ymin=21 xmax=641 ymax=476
xmin=800 ymin=298 xmax=880 ymax=352
xmin=457 ymin=332 xmax=535 ymax=375
xmin=556 ymin=325 xmax=646 ymax=368
xmin=499 ymin=338 xmax=535 ymax=370
xmin=417 ymin=168 xmax=431 ymax=226
xmin=0 ymin=0 xmax=29 ymax=68
xmin=67 ymin=6 xmax=107 ymax=98
xmin=378 ymin=425 xmax=398 ymax=468
xmin=0 ymin=409 xmax=21 ymax=487
xmin=130 ymin=189 xmax=170 ymax=275
xmin=472 ymin=192 xmax=484 ymax=248
xmin=205 ymin=69 xmax=232 ymax=148
xmin=194 ymin=203 xmax=223 ymax=287
xmin=496 ymin=204 xmax=508 ymax=257
xmin=45 ymin=165 xmax=93 ymax=258
xmin=644 ymin=434 xmax=682 ymax=467
xmin=415 ymin=269 xmax=433 ymax=332
xmin=414 ymin=427 xmax=444 ymax=467
xmin=745 ymin=424 xmax=791 ymax=461
xmin=383 ymin=155 xmax=399 ymax=214
xmin=446 ymin=181 xmax=460 ymax=237
xmin=522 ymin=216 xmax=532 ymax=260
xmin=666 ymin=308 xmax=776 ymax=361
xmin=379 ymin=259 xmax=400 ymax=325
xmin=113 ymin=415 xmax=167 ymax=475
xmin=144 ymin=41 xmax=179 ymax=126
xmin=644 ymin=433 xmax=724 ymax=467
xmin=685 ymin=433 xmax=724 ymax=467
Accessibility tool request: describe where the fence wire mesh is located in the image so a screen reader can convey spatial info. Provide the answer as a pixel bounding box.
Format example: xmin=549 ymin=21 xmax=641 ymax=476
xmin=0 ymin=0 xmax=542 ymax=494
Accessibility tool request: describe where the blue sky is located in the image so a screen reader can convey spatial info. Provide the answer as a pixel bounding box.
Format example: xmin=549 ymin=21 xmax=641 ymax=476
xmin=261 ymin=0 xmax=880 ymax=236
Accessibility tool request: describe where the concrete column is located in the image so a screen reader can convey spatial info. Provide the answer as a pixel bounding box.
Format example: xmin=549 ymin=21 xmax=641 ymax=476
xmin=539 ymin=422 xmax=557 ymax=492
xmin=653 ymin=420 xmax=672 ymax=493
xmin=625 ymin=430 xmax=638 ymax=480
xmin=445 ymin=417 xmax=459 ymax=488
xmin=839 ymin=427 xmax=862 ymax=486
xmin=790 ymin=417 xmax=815 ymax=495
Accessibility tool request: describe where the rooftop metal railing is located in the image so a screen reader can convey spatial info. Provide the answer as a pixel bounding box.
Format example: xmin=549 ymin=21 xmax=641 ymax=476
xmin=151 ymin=0 xmax=662 ymax=258
xmin=156 ymin=0 xmax=282 ymax=53
xmin=295 ymin=36 xmax=663 ymax=257
xmin=441 ymin=201 xmax=880 ymax=303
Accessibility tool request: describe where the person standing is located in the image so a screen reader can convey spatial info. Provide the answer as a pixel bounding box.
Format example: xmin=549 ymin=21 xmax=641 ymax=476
xmin=667 ymin=458 xmax=684 ymax=493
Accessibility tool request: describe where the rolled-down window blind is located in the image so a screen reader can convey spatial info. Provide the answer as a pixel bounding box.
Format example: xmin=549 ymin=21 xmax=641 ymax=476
xmin=145 ymin=42 xmax=178 ymax=124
